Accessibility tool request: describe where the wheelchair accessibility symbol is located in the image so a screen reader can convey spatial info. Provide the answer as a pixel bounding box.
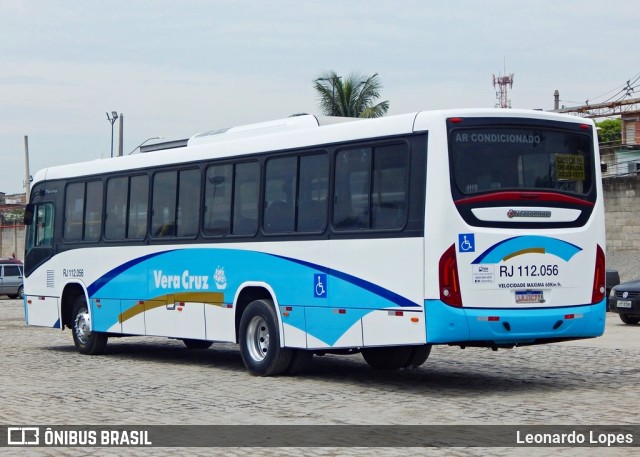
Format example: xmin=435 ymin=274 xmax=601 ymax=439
xmin=458 ymin=233 xmax=475 ymax=252
xmin=314 ymin=274 xmax=327 ymax=298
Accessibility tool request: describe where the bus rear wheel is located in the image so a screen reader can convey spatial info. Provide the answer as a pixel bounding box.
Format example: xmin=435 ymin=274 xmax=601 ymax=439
xmin=239 ymin=299 xmax=292 ymax=376
xmin=285 ymin=349 xmax=313 ymax=375
xmin=403 ymin=344 xmax=432 ymax=369
xmin=182 ymin=339 xmax=213 ymax=349
xmin=362 ymin=346 xmax=414 ymax=370
xmin=71 ymin=295 xmax=108 ymax=355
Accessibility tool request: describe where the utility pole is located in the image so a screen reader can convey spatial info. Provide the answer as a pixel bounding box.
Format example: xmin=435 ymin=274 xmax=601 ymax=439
xmin=24 ymin=136 xmax=30 ymax=203
xmin=118 ymin=113 xmax=124 ymax=157
xmin=106 ymin=111 xmax=118 ymax=158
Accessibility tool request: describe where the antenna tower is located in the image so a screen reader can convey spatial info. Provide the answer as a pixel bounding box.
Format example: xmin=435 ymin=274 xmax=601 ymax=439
xmin=493 ymin=63 xmax=514 ymax=108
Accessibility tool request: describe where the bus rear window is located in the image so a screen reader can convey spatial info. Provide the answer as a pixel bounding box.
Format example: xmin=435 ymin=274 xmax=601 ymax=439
xmin=450 ymin=126 xmax=594 ymax=196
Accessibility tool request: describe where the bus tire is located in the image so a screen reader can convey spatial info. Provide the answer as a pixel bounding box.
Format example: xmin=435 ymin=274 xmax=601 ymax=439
xmin=239 ymin=299 xmax=292 ymax=376
xmin=182 ymin=339 xmax=213 ymax=349
xmin=71 ymin=295 xmax=108 ymax=355
xmin=403 ymin=344 xmax=432 ymax=369
xmin=619 ymin=314 xmax=640 ymax=325
xmin=361 ymin=346 xmax=413 ymax=370
xmin=285 ymin=349 xmax=313 ymax=375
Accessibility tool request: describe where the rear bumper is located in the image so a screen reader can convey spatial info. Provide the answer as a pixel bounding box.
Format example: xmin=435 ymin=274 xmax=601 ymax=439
xmin=425 ymin=299 xmax=606 ymax=345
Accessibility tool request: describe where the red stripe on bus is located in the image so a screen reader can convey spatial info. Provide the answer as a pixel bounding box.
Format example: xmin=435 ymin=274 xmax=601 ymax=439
xmin=455 ymin=191 xmax=594 ymax=206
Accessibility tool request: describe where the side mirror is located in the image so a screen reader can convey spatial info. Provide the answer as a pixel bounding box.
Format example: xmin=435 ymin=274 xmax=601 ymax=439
xmin=24 ymin=203 xmax=34 ymax=226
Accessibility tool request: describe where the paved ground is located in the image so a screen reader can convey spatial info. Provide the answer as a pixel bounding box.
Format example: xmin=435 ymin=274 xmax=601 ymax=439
xmin=0 ymin=297 xmax=638 ymax=456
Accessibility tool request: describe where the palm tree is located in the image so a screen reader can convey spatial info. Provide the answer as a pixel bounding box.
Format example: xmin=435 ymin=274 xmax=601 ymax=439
xmin=313 ymin=72 xmax=389 ymax=118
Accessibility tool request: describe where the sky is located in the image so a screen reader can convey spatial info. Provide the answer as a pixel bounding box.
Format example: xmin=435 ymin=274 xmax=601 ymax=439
xmin=1 ymin=0 xmax=638 ymax=195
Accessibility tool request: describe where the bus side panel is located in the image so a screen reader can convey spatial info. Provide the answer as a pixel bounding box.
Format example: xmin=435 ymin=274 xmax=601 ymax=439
xmin=305 ymin=307 xmax=366 ymax=349
xmin=144 ymin=300 xmax=206 ymax=339
xmin=280 ymin=305 xmax=307 ymax=348
xmin=204 ymin=303 xmax=236 ymax=343
xmin=25 ymin=295 xmax=60 ymax=328
xmin=361 ymin=309 xmax=425 ymax=346
xmin=261 ymin=238 xmax=426 ymax=348
xmin=90 ymin=298 xmax=122 ymax=333
xmin=121 ymin=299 xmax=147 ymax=335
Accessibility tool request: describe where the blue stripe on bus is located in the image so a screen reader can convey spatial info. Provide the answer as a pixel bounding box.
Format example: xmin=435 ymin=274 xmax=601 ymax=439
xmin=272 ymin=254 xmax=419 ymax=308
xmin=87 ymin=251 xmax=173 ymax=296
xmin=87 ymin=248 xmax=417 ymax=309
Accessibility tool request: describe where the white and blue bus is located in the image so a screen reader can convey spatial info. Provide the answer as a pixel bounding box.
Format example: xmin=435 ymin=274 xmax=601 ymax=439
xmin=23 ymin=109 xmax=606 ymax=376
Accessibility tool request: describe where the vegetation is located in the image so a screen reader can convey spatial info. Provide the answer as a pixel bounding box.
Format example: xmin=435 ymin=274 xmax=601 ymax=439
xmin=0 ymin=208 xmax=24 ymax=225
xmin=596 ymin=118 xmax=622 ymax=144
xmin=313 ymin=72 xmax=389 ymax=118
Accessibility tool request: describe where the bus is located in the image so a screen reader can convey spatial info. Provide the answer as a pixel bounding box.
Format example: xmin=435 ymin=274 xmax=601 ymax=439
xmin=23 ymin=109 xmax=606 ymax=376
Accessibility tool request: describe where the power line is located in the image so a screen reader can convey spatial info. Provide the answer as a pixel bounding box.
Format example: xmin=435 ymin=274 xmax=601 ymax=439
xmin=584 ymin=72 xmax=640 ymax=105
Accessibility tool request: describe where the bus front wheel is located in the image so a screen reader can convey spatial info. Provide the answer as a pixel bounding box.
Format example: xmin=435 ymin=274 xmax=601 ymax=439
xmin=239 ymin=299 xmax=292 ymax=376
xmin=71 ymin=295 xmax=108 ymax=355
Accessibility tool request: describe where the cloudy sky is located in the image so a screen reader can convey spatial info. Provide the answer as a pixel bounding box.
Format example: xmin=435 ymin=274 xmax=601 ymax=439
xmin=1 ymin=0 xmax=638 ymax=194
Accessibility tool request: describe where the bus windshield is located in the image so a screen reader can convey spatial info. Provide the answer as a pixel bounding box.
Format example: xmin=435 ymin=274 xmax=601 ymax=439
xmin=449 ymin=125 xmax=594 ymax=197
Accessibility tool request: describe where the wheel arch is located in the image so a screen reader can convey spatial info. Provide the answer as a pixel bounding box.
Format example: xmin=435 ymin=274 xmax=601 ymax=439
xmin=233 ymin=282 xmax=282 ymax=344
xmin=60 ymin=282 xmax=89 ymax=330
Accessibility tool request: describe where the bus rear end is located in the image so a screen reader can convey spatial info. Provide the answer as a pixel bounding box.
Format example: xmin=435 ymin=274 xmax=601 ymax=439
xmin=424 ymin=111 xmax=605 ymax=347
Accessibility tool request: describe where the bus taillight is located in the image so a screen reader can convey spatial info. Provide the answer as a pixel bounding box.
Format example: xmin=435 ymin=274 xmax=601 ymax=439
xmin=439 ymin=244 xmax=462 ymax=307
xmin=591 ymin=244 xmax=606 ymax=304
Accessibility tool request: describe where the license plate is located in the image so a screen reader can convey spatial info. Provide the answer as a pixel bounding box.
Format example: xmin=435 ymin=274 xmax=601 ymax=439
xmin=515 ymin=290 xmax=544 ymax=304
xmin=617 ymin=300 xmax=632 ymax=308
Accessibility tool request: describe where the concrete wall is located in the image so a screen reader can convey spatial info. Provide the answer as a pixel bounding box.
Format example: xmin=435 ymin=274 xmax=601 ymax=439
xmin=603 ymin=176 xmax=640 ymax=252
xmin=0 ymin=225 xmax=25 ymax=261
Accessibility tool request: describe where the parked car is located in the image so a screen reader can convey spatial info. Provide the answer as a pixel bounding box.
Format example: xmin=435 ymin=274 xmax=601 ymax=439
xmin=610 ymin=278 xmax=640 ymax=325
xmin=0 ymin=259 xmax=24 ymax=299
xmin=606 ymin=268 xmax=621 ymax=311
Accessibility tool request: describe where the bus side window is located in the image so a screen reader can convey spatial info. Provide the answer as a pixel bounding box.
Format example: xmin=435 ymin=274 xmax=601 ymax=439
xmin=64 ymin=182 xmax=84 ymax=241
xmin=264 ymin=157 xmax=296 ymax=233
xmin=105 ymin=177 xmax=127 ymax=240
xmin=204 ymin=164 xmax=232 ymax=236
xmin=176 ymin=169 xmax=200 ymax=237
xmin=232 ymin=162 xmax=259 ymax=236
xmin=297 ymin=199 xmax=325 ymax=231
xmin=371 ymin=144 xmax=408 ymax=230
xmin=27 ymin=203 xmax=54 ymax=250
xmin=155 ymin=223 xmax=175 ymax=237
xmin=297 ymin=154 xmax=328 ymax=232
xmin=334 ymin=148 xmax=371 ymax=230
xmin=151 ymin=171 xmax=177 ymax=237
xmin=128 ymin=175 xmax=149 ymax=240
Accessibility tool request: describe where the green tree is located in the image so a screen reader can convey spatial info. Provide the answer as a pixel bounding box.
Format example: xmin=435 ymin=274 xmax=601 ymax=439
xmin=596 ymin=118 xmax=622 ymax=144
xmin=313 ymin=72 xmax=389 ymax=118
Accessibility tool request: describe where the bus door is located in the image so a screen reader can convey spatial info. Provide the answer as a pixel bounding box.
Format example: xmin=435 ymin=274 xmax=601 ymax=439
xmin=24 ymin=184 xmax=60 ymax=327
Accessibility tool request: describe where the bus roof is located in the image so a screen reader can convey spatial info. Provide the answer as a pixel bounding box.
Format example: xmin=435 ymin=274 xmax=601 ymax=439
xmin=31 ymin=109 xmax=593 ymax=187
